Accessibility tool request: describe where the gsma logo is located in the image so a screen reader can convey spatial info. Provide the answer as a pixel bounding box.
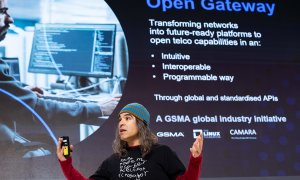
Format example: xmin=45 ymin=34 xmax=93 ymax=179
xmin=157 ymin=132 xmax=184 ymax=138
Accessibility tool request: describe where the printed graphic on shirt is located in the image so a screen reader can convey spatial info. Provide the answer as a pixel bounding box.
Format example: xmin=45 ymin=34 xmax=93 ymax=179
xmin=118 ymin=157 xmax=148 ymax=179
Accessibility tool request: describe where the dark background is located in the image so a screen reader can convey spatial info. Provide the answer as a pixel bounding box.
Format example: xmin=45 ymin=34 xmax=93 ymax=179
xmin=75 ymin=0 xmax=300 ymax=179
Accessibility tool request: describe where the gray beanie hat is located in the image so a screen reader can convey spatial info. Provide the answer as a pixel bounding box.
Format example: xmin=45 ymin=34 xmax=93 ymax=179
xmin=119 ymin=103 xmax=150 ymax=126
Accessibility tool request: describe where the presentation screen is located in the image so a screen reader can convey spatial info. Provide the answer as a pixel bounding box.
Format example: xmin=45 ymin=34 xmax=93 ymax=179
xmin=80 ymin=0 xmax=300 ymax=179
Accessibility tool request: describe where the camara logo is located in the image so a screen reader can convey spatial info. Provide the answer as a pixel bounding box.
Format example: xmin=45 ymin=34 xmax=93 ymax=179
xmin=229 ymin=129 xmax=257 ymax=140
xmin=230 ymin=129 xmax=257 ymax=136
xmin=193 ymin=129 xmax=221 ymax=139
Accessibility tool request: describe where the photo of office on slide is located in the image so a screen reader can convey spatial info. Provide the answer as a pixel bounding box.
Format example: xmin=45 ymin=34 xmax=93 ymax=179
xmin=0 ymin=0 xmax=128 ymax=163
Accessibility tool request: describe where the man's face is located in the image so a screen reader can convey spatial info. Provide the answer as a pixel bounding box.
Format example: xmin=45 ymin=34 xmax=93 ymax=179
xmin=0 ymin=0 xmax=13 ymax=42
xmin=118 ymin=113 xmax=140 ymax=145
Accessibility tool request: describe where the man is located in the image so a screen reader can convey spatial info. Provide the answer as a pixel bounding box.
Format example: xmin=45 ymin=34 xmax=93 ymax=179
xmin=0 ymin=0 xmax=12 ymax=41
xmin=57 ymin=103 xmax=203 ymax=179
xmin=0 ymin=0 xmax=119 ymax=158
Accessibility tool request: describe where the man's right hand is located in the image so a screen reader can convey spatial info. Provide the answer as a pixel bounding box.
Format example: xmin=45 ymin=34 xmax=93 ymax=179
xmin=24 ymin=85 xmax=44 ymax=97
xmin=57 ymin=137 xmax=73 ymax=161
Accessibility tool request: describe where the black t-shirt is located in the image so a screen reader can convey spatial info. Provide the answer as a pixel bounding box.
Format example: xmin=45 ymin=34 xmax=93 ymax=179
xmin=90 ymin=144 xmax=186 ymax=180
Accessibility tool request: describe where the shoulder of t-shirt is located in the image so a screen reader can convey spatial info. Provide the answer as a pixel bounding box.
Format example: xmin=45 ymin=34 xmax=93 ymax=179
xmin=102 ymin=153 xmax=119 ymax=163
xmin=109 ymin=153 xmax=120 ymax=159
xmin=97 ymin=153 xmax=119 ymax=168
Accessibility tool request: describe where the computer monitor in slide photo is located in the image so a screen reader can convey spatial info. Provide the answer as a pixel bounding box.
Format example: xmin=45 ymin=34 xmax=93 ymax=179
xmin=28 ymin=23 xmax=116 ymax=78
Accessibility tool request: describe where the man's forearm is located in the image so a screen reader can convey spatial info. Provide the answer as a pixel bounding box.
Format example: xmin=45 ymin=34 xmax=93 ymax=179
xmin=176 ymin=154 xmax=202 ymax=180
xmin=59 ymin=158 xmax=91 ymax=180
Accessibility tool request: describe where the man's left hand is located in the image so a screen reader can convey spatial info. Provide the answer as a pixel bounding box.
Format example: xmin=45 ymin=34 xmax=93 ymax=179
xmin=190 ymin=133 xmax=203 ymax=158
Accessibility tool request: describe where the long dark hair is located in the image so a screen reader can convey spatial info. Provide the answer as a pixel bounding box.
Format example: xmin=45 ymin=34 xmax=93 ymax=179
xmin=112 ymin=117 xmax=158 ymax=157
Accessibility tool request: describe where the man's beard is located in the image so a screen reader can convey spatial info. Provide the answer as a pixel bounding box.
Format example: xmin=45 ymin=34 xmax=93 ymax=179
xmin=0 ymin=26 xmax=8 ymax=42
xmin=0 ymin=31 xmax=6 ymax=41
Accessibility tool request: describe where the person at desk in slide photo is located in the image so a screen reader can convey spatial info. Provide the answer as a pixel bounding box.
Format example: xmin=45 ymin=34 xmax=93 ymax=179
xmin=57 ymin=103 xmax=203 ymax=180
xmin=0 ymin=0 xmax=120 ymax=158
